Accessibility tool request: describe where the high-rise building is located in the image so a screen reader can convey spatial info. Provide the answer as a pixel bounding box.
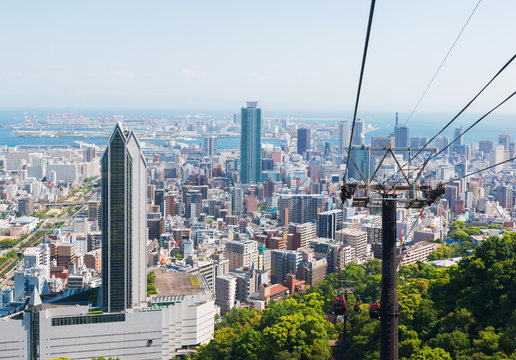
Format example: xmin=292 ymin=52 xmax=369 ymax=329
xmin=395 ymin=124 xmax=409 ymax=159
xmin=499 ymin=134 xmax=510 ymax=151
xmin=231 ymin=187 xmax=244 ymax=215
xmin=165 ymin=194 xmax=176 ymax=217
xmin=203 ymin=136 xmax=217 ymax=156
xmin=83 ymin=146 xmax=97 ymax=162
xmin=371 ymin=136 xmax=393 ymax=157
xmin=279 ymin=194 xmax=325 ymax=225
xmin=336 ymin=228 xmax=368 ymax=259
xmin=225 ymin=240 xmax=259 ymax=272
xmin=215 ymin=275 xmax=236 ymax=315
xmin=490 ymin=145 xmax=509 ymax=173
xmin=185 ymin=190 xmax=202 ymax=219
xmin=101 ymin=123 xmax=147 ymax=313
xmin=288 ymin=222 xmax=316 ymax=250
xmin=18 ymin=197 xmax=34 ymax=216
xmin=297 ymin=128 xmax=311 ymax=155
xmin=410 ymin=136 xmax=428 ymax=148
xmin=271 ymin=249 xmax=302 ymax=285
xmin=478 ymin=140 xmax=494 ymax=154
xmin=317 ymin=209 xmax=343 ymax=239
xmin=352 ymin=119 xmax=365 ymax=146
xmin=338 ymin=121 xmax=351 ymax=155
xmin=435 ymin=136 xmax=450 ymax=154
xmin=240 ymin=101 xmax=262 ymax=184
xmin=348 ymin=147 xmax=371 ymax=181
xmin=454 ymin=127 xmax=463 ymax=145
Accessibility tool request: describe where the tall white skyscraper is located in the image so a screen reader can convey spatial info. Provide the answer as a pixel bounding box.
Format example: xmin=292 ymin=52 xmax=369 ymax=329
xmin=338 ymin=121 xmax=351 ymax=155
xmin=101 ymin=123 xmax=147 ymax=312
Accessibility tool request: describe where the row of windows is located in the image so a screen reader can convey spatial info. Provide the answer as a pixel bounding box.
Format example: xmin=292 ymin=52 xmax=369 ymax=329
xmin=51 ymin=313 xmax=125 ymax=327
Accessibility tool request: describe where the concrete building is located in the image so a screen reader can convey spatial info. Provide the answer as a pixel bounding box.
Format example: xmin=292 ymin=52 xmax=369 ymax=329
xmin=297 ymin=257 xmax=327 ymax=286
xmin=18 ymin=196 xmax=34 ymax=216
xmin=288 ymin=222 xmax=316 ymax=250
xmin=279 ymin=194 xmax=325 ymax=225
xmin=271 ymin=249 xmax=301 ymax=285
xmin=335 ymin=228 xmax=368 ymax=259
xmin=317 ymin=209 xmax=343 ymax=239
xmin=216 ymin=275 xmax=236 ymax=315
xmin=401 ymin=241 xmax=439 ymax=265
xmin=225 ymin=240 xmax=259 ymax=272
xmin=23 ymin=244 xmax=50 ymax=270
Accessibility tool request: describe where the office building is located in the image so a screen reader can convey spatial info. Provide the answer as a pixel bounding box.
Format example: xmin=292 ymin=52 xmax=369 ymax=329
xmin=101 ymin=123 xmax=147 ymax=313
xmin=279 ymin=194 xmax=325 ymax=225
xmin=23 ymin=244 xmax=50 ymax=270
xmin=336 ymin=228 xmax=368 ymax=259
xmin=18 ymin=197 xmax=34 ymax=216
xmin=203 ymin=136 xmax=217 ymax=156
xmin=225 ymin=240 xmax=259 ymax=272
xmin=338 ymin=121 xmax=351 ymax=155
xmin=297 ymin=128 xmax=311 ymax=155
xmin=271 ymin=249 xmax=302 ymax=285
xmin=395 ymin=122 xmax=409 ymax=159
xmin=435 ymin=136 xmax=449 ymax=154
xmin=499 ymin=134 xmax=510 ymax=150
xmin=348 ymin=146 xmax=371 ymax=181
xmin=490 ymin=145 xmax=509 ymax=173
xmin=185 ymin=190 xmax=202 ymax=219
xmin=240 ymin=101 xmax=262 ymax=184
xmin=298 ymin=257 xmax=327 ymax=286
xmin=352 ymin=119 xmax=365 ymax=146
xmin=317 ymin=209 xmax=343 ymax=239
xmin=216 ymin=275 xmax=236 ymax=315
xmin=288 ymin=222 xmax=316 ymax=250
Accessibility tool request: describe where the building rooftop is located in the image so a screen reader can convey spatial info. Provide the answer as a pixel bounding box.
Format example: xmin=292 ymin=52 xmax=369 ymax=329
xmin=152 ymin=267 xmax=206 ymax=297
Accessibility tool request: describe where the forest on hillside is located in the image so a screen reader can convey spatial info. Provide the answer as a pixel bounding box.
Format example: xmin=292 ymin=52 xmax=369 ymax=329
xmin=194 ymin=232 xmax=516 ymax=360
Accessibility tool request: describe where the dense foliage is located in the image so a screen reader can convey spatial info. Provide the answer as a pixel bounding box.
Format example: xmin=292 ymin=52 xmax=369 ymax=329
xmin=195 ymin=293 xmax=337 ymax=360
xmin=147 ymin=271 xmax=157 ymax=296
xmin=197 ymin=233 xmax=515 ymax=359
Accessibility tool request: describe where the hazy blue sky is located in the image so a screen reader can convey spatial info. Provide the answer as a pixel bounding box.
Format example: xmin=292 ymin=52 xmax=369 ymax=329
xmin=0 ymin=0 xmax=514 ymax=116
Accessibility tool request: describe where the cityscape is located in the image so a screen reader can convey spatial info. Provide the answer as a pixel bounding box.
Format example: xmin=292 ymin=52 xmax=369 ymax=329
xmin=0 ymin=1 xmax=515 ymax=360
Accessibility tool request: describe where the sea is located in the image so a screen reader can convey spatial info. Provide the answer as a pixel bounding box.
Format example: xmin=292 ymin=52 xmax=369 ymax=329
xmin=0 ymin=108 xmax=513 ymax=148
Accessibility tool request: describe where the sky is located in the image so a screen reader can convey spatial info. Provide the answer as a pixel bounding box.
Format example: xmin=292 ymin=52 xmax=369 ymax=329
xmin=0 ymin=0 xmax=515 ymax=117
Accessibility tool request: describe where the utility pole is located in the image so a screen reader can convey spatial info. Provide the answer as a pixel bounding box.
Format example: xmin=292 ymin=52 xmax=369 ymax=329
xmin=380 ymin=196 xmax=398 ymax=360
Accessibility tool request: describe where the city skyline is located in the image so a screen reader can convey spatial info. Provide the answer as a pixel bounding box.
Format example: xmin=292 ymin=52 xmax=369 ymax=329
xmin=0 ymin=1 xmax=515 ymax=115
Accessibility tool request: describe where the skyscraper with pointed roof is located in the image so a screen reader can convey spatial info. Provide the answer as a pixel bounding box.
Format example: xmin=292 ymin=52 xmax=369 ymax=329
xmin=101 ymin=123 xmax=147 ymax=312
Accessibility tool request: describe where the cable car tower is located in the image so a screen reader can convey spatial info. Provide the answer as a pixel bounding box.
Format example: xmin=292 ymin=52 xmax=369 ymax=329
xmin=341 ymin=146 xmax=444 ymax=360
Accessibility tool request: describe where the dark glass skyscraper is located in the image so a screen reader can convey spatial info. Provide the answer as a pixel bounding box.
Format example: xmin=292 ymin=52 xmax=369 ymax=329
xmin=240 ymin=101 xmax=262 ymax=184
xmin=394 ymin=124 xmax=410 ymax=160
xmin=101 ymin=123 xmax=147 ymax=313
xmin=297 ymin=128 xmax=311 ymax=155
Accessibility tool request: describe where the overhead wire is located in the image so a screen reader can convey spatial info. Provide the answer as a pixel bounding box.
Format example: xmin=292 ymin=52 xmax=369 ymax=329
xmin=380 ymin=53 xmax=516 ymax=186
xmin=404 ymin=0 xmax=483 ymax=125
xmin=344 ymin=0 xmax=377 ymax=182
xmin=408 ymin=90 xmax=516 ymax=180
xmin=442 ymin=156 xmax=516 ymax=185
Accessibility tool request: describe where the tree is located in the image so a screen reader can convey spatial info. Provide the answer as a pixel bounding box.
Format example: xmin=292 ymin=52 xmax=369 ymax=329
xmin=427 ymin=246 xmax=453 ymax=261
xmin=453 ymin=230 xmax=470 ymax=242
xmin=405 ymin=346 xmax=452 ymax=360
